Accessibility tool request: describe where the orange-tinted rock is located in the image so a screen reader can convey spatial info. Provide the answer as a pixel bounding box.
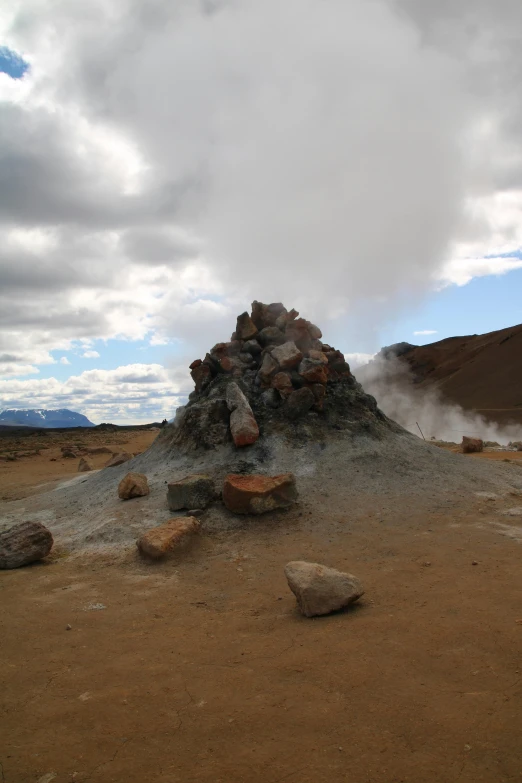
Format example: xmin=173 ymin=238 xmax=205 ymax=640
xmin=223 ymin=473 xmax=297 ymax=514
xmin=272 ymin=371 xmax=293 ymax=397
xmin=298 ymin=359 xmax=328 ymax=384
xmin=104 ymin=452 xmax=133 ymax=468
xmin=118 ymin=472 xmax=150 ymax=500
xmin=462 ymin=436 xmax=484 ymax=454
xmin=308 ymin=349 xmax=328 ymax=364
xmin=189 ymin=359 xmax=202 ymax=370
xmin=137 ymin=517 xmax=200 ymax=559
xmin=191 ymin=362 xmax=212 ymax=392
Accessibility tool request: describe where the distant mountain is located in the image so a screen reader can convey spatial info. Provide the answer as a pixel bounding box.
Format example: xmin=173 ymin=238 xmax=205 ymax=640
xmin=0 ymin=408 xmax=95 ymax=429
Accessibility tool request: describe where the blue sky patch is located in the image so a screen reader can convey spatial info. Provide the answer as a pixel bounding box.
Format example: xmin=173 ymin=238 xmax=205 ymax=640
xmin=0 ymin=46 xmax=29 ymax=79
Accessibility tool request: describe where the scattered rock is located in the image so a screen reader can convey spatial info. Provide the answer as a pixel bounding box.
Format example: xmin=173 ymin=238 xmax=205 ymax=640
xmin=286 ymin=387 xmax=315 ymax=419
xmin=167 ymin=474 xmax=216 ymax=511
xmin=85 ymin=446 xmax=113 ymax=455
xmin=78 ymin=457 xmax=93 ymax=472
xmin=0 ymin=521 xmax=54 ymax=570
xmin=462 ymin=437 xmax=484 ymax=454
xmin=118 ymin=472 xmax=150 ymax=500
xmin=104 ymin=452 xmax=133 ymax=468
xmin=284 ymin=561 xmax=364 ymax=617
xmin=226 ymin=382 xmax=260 ymax=447
xmin=223 ymin=473 xmax=297 ymax=514
xmin=137 ymin=517 xmax=200 ymax=559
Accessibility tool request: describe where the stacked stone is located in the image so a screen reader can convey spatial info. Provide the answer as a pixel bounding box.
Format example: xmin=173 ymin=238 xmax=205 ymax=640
xmin=189 ymin=301 xmax=353 ymax=423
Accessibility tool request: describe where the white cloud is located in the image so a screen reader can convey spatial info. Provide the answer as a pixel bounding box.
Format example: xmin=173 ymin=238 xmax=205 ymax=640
xmin=344 ymin=352 xmax=376 ymax=370
xmin=438 ymin=256 xmax=522 ymax=287
xmin=413 ymin=330 xmax=438 ymax=336
xmin=59 ymin=356 xmax=70 ymax=365
xmin=82 ymin=350 xmax=100 ymax=359
xmin=0 ymin=363 xmax=189 ymax=424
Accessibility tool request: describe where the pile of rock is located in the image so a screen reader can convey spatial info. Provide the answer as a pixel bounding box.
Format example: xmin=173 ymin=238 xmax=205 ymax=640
xmin=171 ymin=301 xmax=381 ymax=450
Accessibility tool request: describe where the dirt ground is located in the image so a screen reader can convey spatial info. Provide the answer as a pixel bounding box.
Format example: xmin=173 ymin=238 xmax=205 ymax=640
xmin=0 ymin=429 xmax=158 ymax=502
xmin=1 ymin=445 xmax=522 ymax=782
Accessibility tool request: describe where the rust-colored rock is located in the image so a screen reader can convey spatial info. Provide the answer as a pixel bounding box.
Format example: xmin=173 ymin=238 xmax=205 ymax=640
xmin=137 ymin=517 xmax=200 ymax=559
xmin=104 ymin=452 xmax=133 ymax=468
xmin=78 ymin=457 xmax=93 ymax=472
xmin=190 ymin=361 xmax=212 ymax=392
xmin=272 ymin=371 xmax=293 ymax=397
xmin=236 ymin=312 xmax=258 ymax=340
xmin=251 ymin=301 xmax=287 ymax=330
xmin=118 ymin=472 xmax=150 ymax=500
xmin=284 ymin=317 xmax=322 ymax=353
xmin=223 ymin=473 xmax=298 ymax=514
xmin=308 ymin=349 xmax=328 ymax=364
xmin=271 ymin=341 xmax=303 ymax=370
xmin=462 ymin=437 xmax=484 ymax=454
xmin=298 ymin=358 xmax=328 ymax=384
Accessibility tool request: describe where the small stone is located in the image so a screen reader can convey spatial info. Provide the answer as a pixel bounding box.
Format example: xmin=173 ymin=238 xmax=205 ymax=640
xmin=78 ymin=457 xmax=93 ymax=472
xmin=284 ymin=561 xmax=364 ymax=617
xmin=66 ymin=624 xmax=72 ymax=630
xmin=167 ymin=474 xmax=216 ymax=511
xmin=118 ymin=472 xmax=150 ymax=500
xmin=286 ymin=387 xmax=315 ymax=419
xmin=270 ymin=341 xmax=303 ymax=370
xmin=235 ymin=312 xmax=258 ymax=340
xmin=223 ymin=473 xmax=298 ymax=514
xmin=472 ymin=560 xmax=478 ymax=565
xmin=137 ymin=517 xmax=200 ymax=559
xmin=0 ymin=521 xmax=54 ymax=570
xmin=423 ymin=561 xmax=431 ymax=567
xmin=104 ymin=452 xmax=133 ymax=468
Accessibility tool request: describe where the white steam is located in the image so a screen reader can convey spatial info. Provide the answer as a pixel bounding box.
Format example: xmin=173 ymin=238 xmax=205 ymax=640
xmin=357 ymin=356 xmax=522 ymax=445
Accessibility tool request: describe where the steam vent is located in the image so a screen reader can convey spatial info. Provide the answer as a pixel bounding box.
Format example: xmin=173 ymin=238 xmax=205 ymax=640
xmin=166 ymin=301 xmax=392 ymax=451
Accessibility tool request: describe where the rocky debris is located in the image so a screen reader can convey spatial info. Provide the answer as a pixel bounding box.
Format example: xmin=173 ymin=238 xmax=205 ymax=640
xmin=284 ymin=561 xmax=364 ymax=617
xmin=78 ymin=457 xmax=93 ymax=472
xmin=223 ymin=473 xmax=297 ymax=514
xmin=104 ymin=452 xmax=133 ymax=468
xmin=462 ymin=437 xmax=484 ymax=454
xmin=85 ymin=446 xmax=113 ymax=455
xmin=137 ymin=517 xmax=200 ymax=559
xmin=0 ymin=521 xmax=54 ymax=570
xmin=167 ymin=474 xmax=216 ymax=511
xmin=226 ymin=382 xmax=260 ymax=447
xmin=61 ymin=448 xmax=77 ymax=459
xmin=168 ymin=300 xmax=386 ymax=451
xmin=118 ymin=472 xmax=150 ymax=500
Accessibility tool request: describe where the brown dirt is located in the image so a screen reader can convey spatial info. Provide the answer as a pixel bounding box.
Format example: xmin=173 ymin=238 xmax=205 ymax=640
xmin=1 ymin=459 xmax=522 ymax=782
xmin=0 ymin=429 xmax=158 ymax=502
xmin=398 ymin=322 xmax=522 ymax=427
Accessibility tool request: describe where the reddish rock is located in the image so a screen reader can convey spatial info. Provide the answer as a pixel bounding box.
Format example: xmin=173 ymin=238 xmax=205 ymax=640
xmin=191 ymin=362 xmax=212 ymax=392
xmin=298 ymin=359 xmax=328 ymax=384
xmin=272 ymin=371 xmax=293 ymax=397
xmin=308 ymin=349 xmax=328 ymax=364
xmin=236 ymin=311 xmax=258 ymax=340
xmin=137 ymin=517 xmax=200 ymax=559
xmin=251 ymin=301 xmax=287 ymax=330
xmin=0 ymin=521 xmax=54 ymax=570
xmin=462 ymin=437 xmax=484 ymax=454
xmin=118 ymin=472 xmax=150 ymax=500
xmin=104 ymin=452 xmax=133 ymax=468
xmin=189 ymin=359 xmax=202 ymax=370
xmin=271 ymin=341 xmax=303 ymax=370
xmin=226 ymin=382 xmax=259 ymax=447
xmin=284 ymin=318 xmax=322 ymax=352
xmin=223 ymin=473 xmax=298 ymax=514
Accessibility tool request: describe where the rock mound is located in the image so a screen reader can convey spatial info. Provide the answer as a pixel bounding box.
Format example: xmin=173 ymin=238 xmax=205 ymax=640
xmin=160 ymin=301 xmax=390 ymax=452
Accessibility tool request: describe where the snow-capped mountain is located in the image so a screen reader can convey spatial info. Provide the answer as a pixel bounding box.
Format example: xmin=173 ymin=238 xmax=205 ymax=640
xmin=0 ymin=409 xmax=95 ymax=428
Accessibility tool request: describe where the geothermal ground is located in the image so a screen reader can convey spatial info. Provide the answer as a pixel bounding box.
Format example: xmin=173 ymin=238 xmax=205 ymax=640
xmin=2 ymin=428 xmax=522 ymax=782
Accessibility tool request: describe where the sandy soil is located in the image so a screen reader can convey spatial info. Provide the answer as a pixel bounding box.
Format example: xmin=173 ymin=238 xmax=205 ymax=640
xmin=0 ymin=429 xmax=158 ymax=502
xmin=1 ymin=440 xmax=522 ymax=782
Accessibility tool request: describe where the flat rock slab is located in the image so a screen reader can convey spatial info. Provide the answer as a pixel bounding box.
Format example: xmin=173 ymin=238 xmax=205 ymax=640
xmin=118 ymin=472 xmax=150 ymax=500
xmin=223 ymin=473 xmax=297 ymax=514
xmin=167 ymin=474 xmax=216 ymax=511
xmin=104 ymin=452 xmax=133 ymax=468
xmin=285 ymin=561 xmax=364 ymax=617
xmin=137 ymin=517 xmax=200 ymax=559
xmin=0 ymin=521 xmax=54 ymax=570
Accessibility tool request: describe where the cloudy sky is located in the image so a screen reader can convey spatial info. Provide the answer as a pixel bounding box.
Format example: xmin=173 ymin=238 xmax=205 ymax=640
xmin=1 ymin=0 xmax=522 ymax=424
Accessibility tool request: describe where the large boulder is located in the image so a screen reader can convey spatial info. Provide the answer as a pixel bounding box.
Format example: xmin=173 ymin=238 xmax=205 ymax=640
xmin=167 ymin=474 xmax=216 ymax=511
xmin=223 ymin=473 xmax=297 ymax=514
xmin=462 ymin=437 xmax=484 ymax=454
xmin=104 ymin=452 xmax=133 ymax=468
xmin=0 ymin=522 xmax=54 ymax=570
xmin=284 ymin=561 xmax=364 ymax=617
xmin=118 ymin=472 xmax=150 ymax=500
xmin=226 ymin=382 xmax=259 ymax=447
xmin=137 ymin=517 xmax=200 ymax=559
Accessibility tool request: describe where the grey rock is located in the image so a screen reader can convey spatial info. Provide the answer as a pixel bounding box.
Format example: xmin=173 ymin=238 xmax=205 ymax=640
xmin=270 ymin=341 xmax=303 ymax=370
xmin=261 ymin=388 xmax=281 ymax=408
xmin=243 ymin=340 xmax=262 ymax=355
xmin=167 ymin=474 xmax=216 ymax=511
xmin=286 ymin=387 xmax=315 ymax=419
xmin=284 ymin=561 xmax=364 ymax=617
xmin=258 ymin=326 xmax=286 ymax=347
xmin=258 ymin=353 xmax=279 ymax=382
xmin=0 ymin=521 xmax=54 ymax=570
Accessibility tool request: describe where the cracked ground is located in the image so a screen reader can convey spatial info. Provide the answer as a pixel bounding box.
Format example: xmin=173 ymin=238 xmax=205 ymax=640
xmin=1 ymin=479 xmax=522 ymax=783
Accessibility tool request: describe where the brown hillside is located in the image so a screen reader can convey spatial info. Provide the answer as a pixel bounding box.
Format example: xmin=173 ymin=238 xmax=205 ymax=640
xmin=398 ymin=323 xmax=522 ymax=427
